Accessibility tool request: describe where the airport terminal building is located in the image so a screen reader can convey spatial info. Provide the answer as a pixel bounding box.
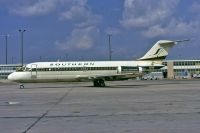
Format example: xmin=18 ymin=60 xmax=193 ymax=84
xmin=161 ymin=60 xmax=200 ymax=79
xmin=1 ymin=60 xmax=200 ymax=79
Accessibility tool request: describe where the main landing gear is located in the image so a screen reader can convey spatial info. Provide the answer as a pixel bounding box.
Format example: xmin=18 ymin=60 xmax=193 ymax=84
xmin=93 ymin=79 xmax=105 ymax=87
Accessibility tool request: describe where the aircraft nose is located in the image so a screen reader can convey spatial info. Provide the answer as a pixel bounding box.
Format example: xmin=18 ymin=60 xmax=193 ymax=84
xmin=8 ymin=73 xmax=12 ymax=80
xmin=8 ymin=73 xmax=14 ymax=80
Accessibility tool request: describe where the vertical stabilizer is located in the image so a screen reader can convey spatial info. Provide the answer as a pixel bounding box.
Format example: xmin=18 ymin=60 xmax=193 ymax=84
xmin=138 ymin=40 xmax=189 ymax=61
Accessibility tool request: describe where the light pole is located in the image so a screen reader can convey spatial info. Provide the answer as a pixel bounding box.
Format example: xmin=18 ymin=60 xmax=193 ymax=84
xmin=0 ymin=34 xmax=9 ymax=64
xmin=11 ymin=56 xmax=14 ymax=64
xmin=108 ymin=34 xmax=112 ymax=61
xmin=5 ymin=35 xmax=9 ymax=64
xmin=19 ymin=29 xmax=26 ymax=66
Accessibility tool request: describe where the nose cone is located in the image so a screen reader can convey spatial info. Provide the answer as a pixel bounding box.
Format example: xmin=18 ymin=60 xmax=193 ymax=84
xmin=8 ymin=73 xmax=14 ymax=81
xmin=8 ymin=72 xmax=30 ymax=82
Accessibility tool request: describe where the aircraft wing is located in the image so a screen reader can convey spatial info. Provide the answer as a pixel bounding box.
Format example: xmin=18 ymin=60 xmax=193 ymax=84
xmin=76 ymin=72 xmax=143 ymax=81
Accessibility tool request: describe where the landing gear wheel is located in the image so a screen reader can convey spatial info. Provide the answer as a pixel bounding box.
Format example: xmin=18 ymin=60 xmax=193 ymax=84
xmin=99 ymin=79 xmax=105 ymax=87
xmin=93 ymin=80 xmax=98 ymax=87
xmin=19 ymin=84 xmax=24 ymax=89
xmin=93 ymin=79 xmax=105 ymax=87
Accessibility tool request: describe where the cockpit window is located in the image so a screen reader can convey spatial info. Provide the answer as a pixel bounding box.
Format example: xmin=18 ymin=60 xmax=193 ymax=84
xmin=16 ymin=67 xmax=24 ymax=72
xmin=16 ymin=67 xmax=30 ymax=72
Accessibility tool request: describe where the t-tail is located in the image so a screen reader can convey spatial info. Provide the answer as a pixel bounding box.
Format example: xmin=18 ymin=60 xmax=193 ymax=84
xmin=138 ymin=39 xmax=190 ymax=61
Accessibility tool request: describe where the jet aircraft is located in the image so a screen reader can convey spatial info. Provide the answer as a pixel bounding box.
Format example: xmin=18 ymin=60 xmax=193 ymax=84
xmin=8 ymin=40 xmax=189 ymax=88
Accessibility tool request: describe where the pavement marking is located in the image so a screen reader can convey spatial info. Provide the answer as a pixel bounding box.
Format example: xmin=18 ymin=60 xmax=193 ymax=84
xmin=22 ymin=87 xmax=73 ymax=133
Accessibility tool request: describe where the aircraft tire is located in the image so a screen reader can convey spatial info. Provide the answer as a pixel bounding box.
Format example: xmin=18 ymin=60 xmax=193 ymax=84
xmin=93 ymin=80 xmax=98 ymax=87
xmin=93 ymin=79 xmax=105 ymax=87
xmin=99 ymin=79 xmax=105 ymax=87
xmin=19 ymin=84 xmax=24 ymax=89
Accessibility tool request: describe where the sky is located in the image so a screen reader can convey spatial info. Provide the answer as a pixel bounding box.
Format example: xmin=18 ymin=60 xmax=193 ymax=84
xmin=0 ymin=0 xmax=200 ymax=64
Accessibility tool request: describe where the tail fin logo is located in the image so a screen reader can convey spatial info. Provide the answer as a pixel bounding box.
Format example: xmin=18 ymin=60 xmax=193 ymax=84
xmin=153 ymin=48 xmax=164 ymax=56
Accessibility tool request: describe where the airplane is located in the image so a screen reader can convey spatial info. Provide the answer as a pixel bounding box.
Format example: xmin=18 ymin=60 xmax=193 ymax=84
xmin=8 ymin=39 xmax=189 ymax=88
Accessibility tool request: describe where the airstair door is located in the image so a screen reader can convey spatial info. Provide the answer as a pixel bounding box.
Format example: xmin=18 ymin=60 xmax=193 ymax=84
xmin=31 ymin=64 xmax=37 ymax=79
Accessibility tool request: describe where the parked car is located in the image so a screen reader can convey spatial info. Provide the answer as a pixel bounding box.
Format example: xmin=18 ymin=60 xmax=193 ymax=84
xmin=142 ymin=72 xmax=163 ymax=80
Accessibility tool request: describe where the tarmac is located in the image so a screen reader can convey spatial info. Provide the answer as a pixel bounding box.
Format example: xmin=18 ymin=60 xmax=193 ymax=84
xmin=1 ymin=79 xmax=200 ymax=133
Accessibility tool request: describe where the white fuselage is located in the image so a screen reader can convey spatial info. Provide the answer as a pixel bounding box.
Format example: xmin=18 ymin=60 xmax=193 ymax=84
xmin=8 ymin=60 xmax=163 ymax=83
xmin=7 ymin=39 xmax=184 ymax=85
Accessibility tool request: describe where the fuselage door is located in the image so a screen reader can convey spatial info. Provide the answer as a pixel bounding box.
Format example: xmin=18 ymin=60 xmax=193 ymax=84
xmin=31 ymin=64 xmax=37 ymax=79
xmin=82 ymin=66 xmax=88 ymax=72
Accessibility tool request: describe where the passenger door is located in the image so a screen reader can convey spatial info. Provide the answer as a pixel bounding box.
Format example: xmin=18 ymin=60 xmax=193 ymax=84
xmin=31 ymin=64 xmax=37 ymax=79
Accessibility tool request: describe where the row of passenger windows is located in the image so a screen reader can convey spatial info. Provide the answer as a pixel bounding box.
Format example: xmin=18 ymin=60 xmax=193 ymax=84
xmin=121 ymin=66 xmax=139 ymax=72
xmin=31 ymin=67 xmax=117 ymax=72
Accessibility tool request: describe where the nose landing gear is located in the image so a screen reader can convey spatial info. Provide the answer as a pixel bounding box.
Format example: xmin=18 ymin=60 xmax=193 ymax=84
xmin=19 ymin=84 xmax=24 ymax=89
